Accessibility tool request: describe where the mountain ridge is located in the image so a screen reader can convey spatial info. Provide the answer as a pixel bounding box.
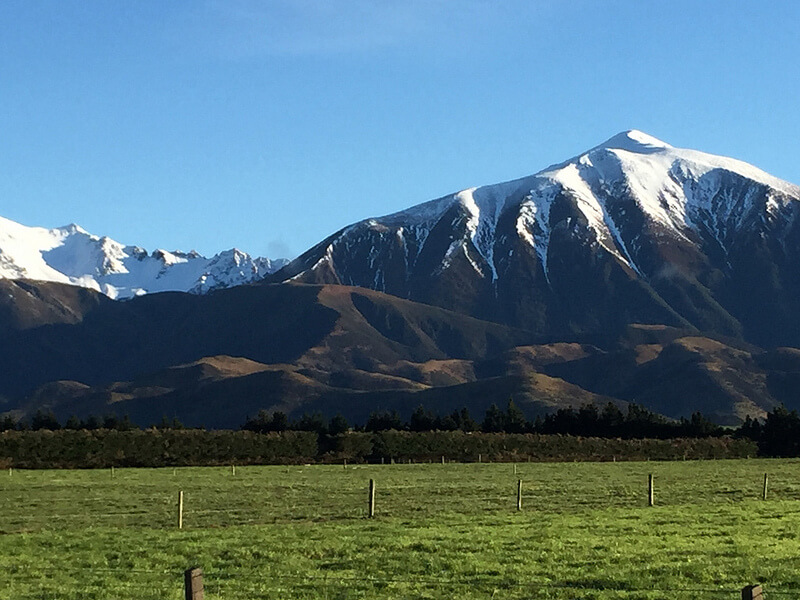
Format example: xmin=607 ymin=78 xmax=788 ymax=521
xmin=0 ymin=215 xmax=288 ymax=299
xmin=271 ymin=130 xmax=800 ymax=348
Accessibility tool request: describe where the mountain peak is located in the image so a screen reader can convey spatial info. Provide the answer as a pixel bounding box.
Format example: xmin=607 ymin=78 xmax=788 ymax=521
xmin=594 ymin=129 xmax=672 ymax=154
xmin=56 ymin=223 xmax=89 ymax=236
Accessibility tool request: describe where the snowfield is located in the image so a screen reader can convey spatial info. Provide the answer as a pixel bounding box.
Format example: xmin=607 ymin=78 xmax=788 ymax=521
xmin=0 ymin=217 xmax=287 ymax=299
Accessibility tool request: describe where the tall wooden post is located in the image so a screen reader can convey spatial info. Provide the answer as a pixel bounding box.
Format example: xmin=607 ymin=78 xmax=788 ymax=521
xmin=741 ymin=584 xmax=763 ymax=600
xmin=441 ymin=455 xmax=445 ymax=464
xmin=178 ymin=491 xmax=184 ymax=529
xmin=517 ymin=479 xmax=522 ymax=511
xmin=184 ymin=567 xmax=204 ymax=600
xmin=231 ymin=464 xmax=236 ymax=476
xmin=368 ymin=479 xmax=375 ymax=518
xmin=762 ymin=473 xmax=769 ymax=501
xmin=648 ymin=474 xmax=654 ymax=507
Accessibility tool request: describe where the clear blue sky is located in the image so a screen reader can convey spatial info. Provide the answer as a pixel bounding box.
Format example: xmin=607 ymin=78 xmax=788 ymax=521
xmin=2 ymin=1 xmax=799 ymax=259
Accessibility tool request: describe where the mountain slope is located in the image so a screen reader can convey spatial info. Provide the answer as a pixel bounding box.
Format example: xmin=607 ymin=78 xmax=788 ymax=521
xmin=0 ymin=279 xmax=534 ymax=399
xmin=0 ymin=216 xmax=288 ymax=299
xmin=273 ymin=130 xmax=800 ymax=347
xmin=5 ymin=280 xmax=798 ymax=427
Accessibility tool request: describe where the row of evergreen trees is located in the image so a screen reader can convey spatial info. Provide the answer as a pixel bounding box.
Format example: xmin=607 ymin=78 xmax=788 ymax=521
xmin=0 ymin=413 xmax=182 ymax=432
xmin=4 ymin=402 xmax=800 ymax=457
xmin=363 ymin=401 xmax=724 ymax=439
xmin=736 ymin=407 xmax=800 ymax=457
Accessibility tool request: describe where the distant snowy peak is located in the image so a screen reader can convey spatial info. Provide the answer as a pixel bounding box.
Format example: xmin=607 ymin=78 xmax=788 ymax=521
xmin=0 ymin=216 xmax=288 ymax=299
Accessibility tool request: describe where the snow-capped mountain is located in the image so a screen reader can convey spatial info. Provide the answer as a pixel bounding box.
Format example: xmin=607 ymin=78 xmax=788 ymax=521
xmin=0 ymin=216 xmax=288 ymax=299
xmin=274 ymin=130 xmax=800 ymax=347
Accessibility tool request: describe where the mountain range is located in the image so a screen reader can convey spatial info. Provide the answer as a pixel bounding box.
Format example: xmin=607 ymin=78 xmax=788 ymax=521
xmin=2 ymin=130 xmax=800 ymax=427
xmin=0 ymin=216 xmax=288 ymax=299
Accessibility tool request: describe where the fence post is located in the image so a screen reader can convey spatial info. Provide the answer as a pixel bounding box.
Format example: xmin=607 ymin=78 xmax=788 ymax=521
xmin=441 ymin=455 xmax=445 ymax=464
xmin=184 ymin=567 xmax=204 ymax=600
xmin=762 ymin=473 xmax=768 ymax=501
xmin=741 ymin=584 xmax=763 ymax=600
xmin=517 ymin=479 xmax=522 ymax=511
xmin=178 ymin=491 xmax=184 ymax=529
xmin=368 ymin=479 xmax=375 ymax=518
xmin=648 ymin=474 xmax=654 ymax=507
xmin=231 ymin=464 xmax=236 ymax=476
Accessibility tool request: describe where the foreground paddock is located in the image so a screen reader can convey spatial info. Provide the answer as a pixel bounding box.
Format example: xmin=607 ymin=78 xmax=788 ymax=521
xmin=1 ymin=459 xmax=799 ymax=599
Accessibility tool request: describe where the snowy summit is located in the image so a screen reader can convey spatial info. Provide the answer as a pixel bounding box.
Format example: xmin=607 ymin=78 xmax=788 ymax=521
xmin=280 ymin=129 xmax=800 ymax=285
xmin=274 ymin=130 xmax=800 ymax=346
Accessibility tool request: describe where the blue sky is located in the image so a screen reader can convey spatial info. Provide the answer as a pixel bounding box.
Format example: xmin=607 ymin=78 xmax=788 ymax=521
xmin=2 ymin=1 xmax=799 ymax=259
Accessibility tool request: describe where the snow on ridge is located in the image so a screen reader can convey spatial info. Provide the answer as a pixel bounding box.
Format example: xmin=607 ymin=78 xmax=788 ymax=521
xmin=326 ymin=130 xmax=800 ymax=284
xmin=0 ymin=216 xmax=286 ymax=299
xmin=594 ymin=129 xmax=673 ymax=153
xmin=520 ymin=131 xmax=800 ymax=271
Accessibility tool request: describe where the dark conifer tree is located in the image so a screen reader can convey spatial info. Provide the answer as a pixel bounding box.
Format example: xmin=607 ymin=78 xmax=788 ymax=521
xmin=504 ymin=399 xmax=528 ymax=433
xmin=482 ymin=403 xmax=505 ymax=433
xmin=409 ymin=405 xmax=436 ymax=432
xmin=328 ymin=413 xmax=350 ymax=435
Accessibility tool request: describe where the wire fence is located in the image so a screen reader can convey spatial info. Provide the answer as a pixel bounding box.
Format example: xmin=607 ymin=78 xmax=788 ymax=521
xmin=1 ymin=566 xmax=795 ymax=600
xmin=2 ymin=462 xmax=800 ymax=598
xmin=2 ymin=472 xmax=799 ymax=532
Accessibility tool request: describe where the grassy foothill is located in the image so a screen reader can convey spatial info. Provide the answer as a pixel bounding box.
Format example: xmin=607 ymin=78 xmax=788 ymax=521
xmin=1 ymin=459 xmax=800 ymax=599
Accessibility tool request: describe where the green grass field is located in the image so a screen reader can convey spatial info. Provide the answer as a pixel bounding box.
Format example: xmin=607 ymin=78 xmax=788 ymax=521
xmin=1 ymin=459 xmax=800 ymax=599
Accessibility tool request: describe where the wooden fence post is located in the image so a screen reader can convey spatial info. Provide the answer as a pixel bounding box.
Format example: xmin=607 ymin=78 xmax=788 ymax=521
xmin=111 ymin=466 xmax=115 ymax=479
xmin=648 ymin=474 xmax=654 ymax=507
xmin=762 ymin=473 xmax=768 ymax=501
xmin=184 ymin=567 xmax=204 ymax=600
xmin=741 ymin=584 xmax=763 ymax=600
xmin=441 ymin=455 xmax=445 ymax=464
xmin=517 ymin=479 xmax=522 ymax=511
xmin=231 ymin=464 xmax=236 ymax=476
xmin=178 ymin=491 xmax=184 ymax=529
xmin=478 ymin=453 xmax=482 ymax=463
xmin=368 ymin=479 xmax=375 ymax=518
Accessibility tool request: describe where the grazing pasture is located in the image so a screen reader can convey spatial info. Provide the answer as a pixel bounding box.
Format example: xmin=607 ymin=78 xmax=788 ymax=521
xmin=1 ymin=459 xmax=800 ymax=599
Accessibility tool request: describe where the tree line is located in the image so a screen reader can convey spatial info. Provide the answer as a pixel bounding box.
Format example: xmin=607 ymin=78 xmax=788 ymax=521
xmin=240 ymin=401 xmax=724 ymax=439
xmin=2 ymin=401 xmax=799 ymax=458
xmin=0 ymin=429 xmax=755 ymax=469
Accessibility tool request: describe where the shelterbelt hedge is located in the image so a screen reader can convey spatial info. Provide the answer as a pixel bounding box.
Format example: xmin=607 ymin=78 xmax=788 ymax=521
xmin=0 ymin=429 xmax=756 ymax=468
